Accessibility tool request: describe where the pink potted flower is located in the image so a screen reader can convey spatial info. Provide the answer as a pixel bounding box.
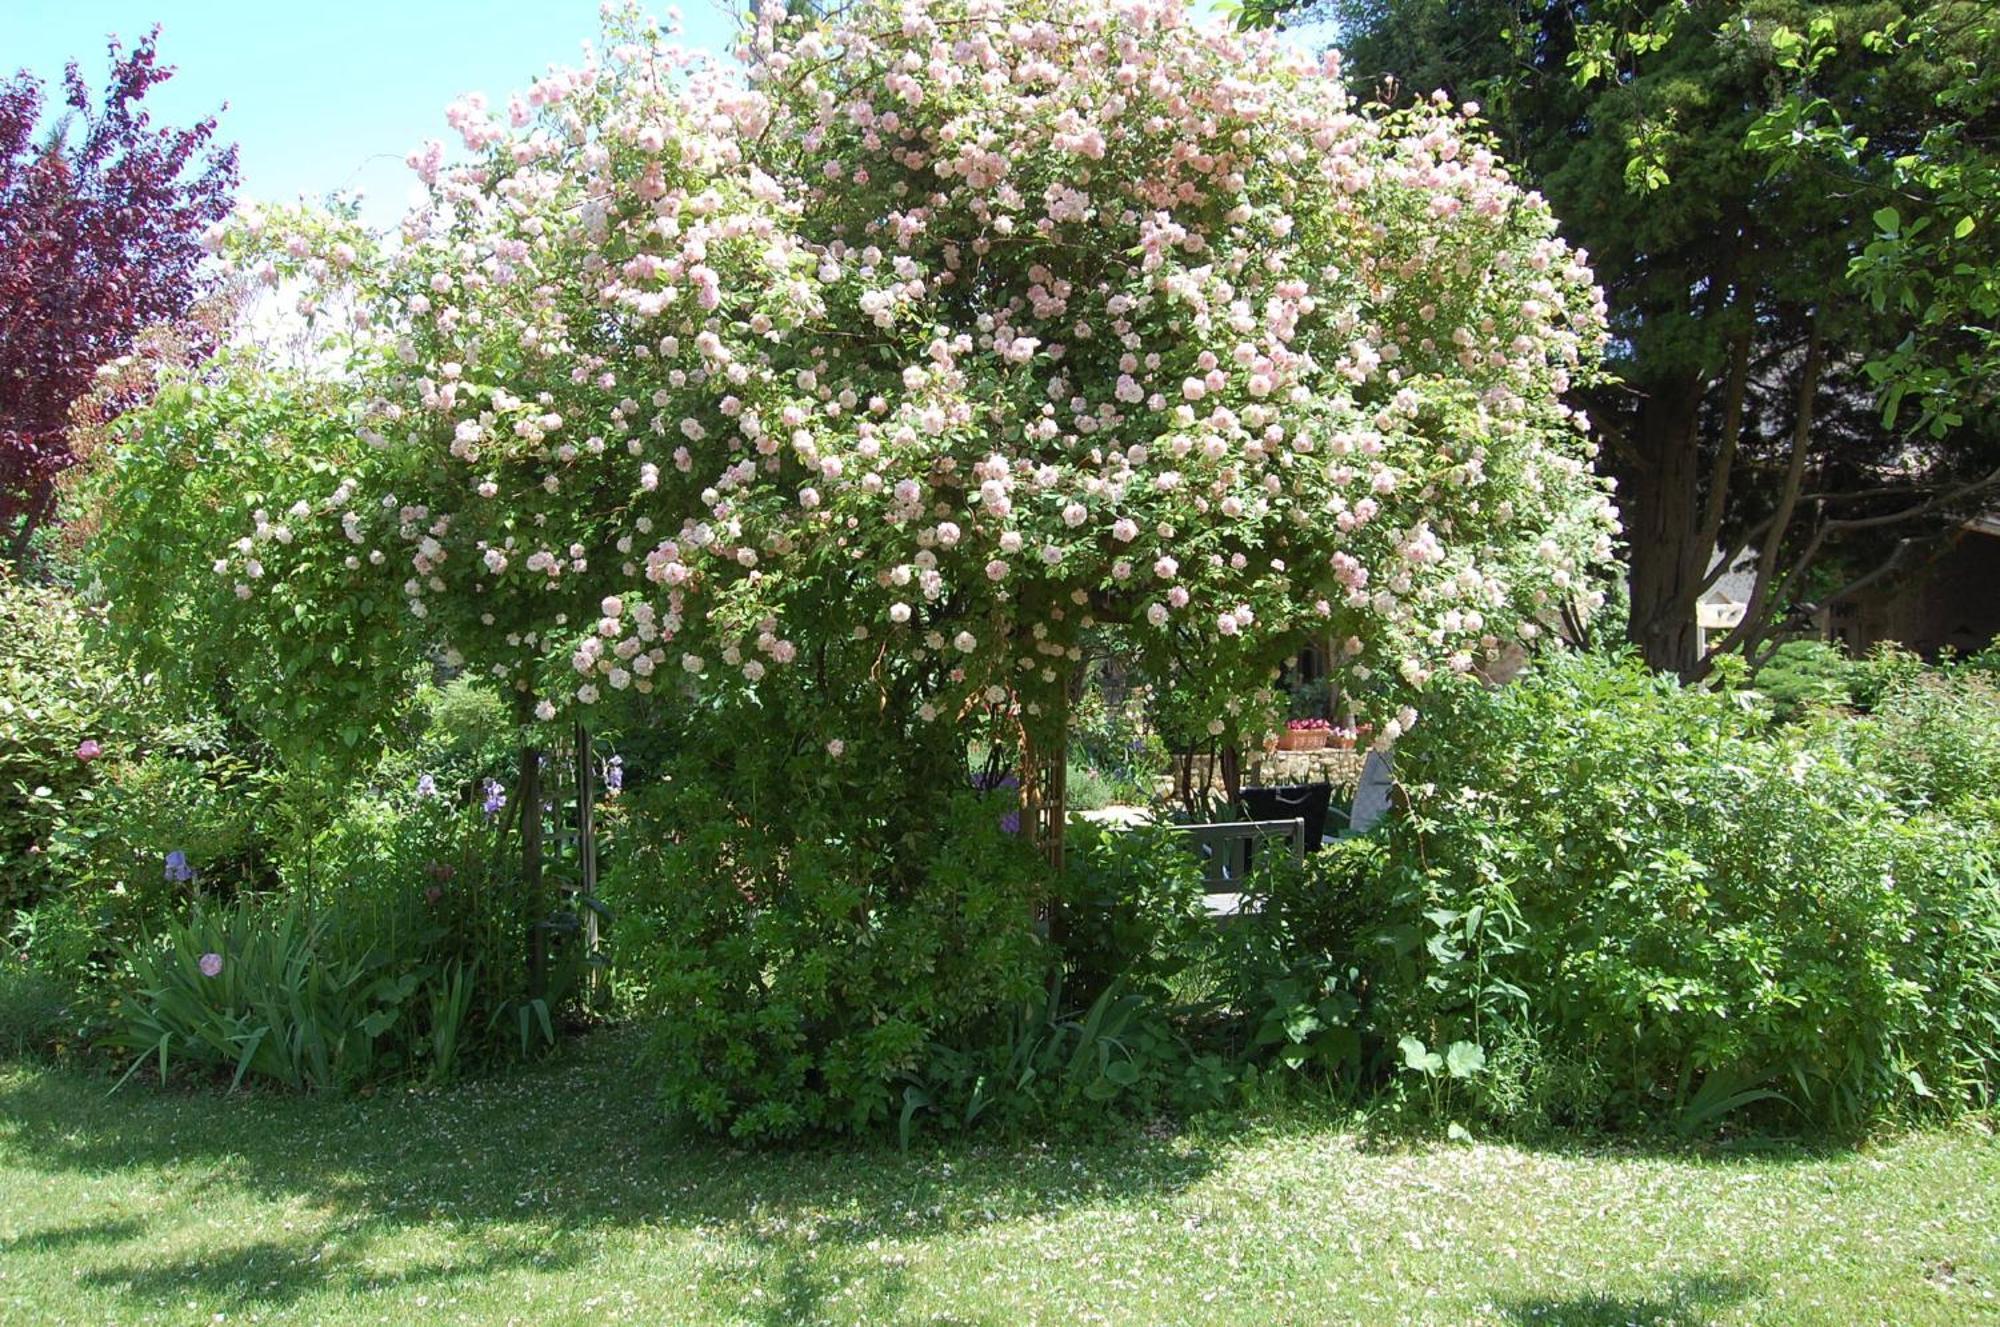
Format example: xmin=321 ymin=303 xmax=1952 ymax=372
xmin=1279 ymin=717 xmax=1331 ymax=751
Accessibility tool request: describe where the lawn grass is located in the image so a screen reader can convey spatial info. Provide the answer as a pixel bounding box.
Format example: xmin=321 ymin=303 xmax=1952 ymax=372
xmin=0 ymin=1029 xmax=1995 ymax=1326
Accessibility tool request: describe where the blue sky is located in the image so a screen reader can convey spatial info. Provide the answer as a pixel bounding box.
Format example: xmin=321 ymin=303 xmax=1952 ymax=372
xmin=4 ymin=2 xmax=1333 ymax=233
xmin=1 ymin=1 xmax=742 ymax=230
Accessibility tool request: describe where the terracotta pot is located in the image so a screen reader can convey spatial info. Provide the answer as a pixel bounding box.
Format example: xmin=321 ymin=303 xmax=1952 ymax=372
xmin=1278 ymin=728 xmax=1329 ymax=751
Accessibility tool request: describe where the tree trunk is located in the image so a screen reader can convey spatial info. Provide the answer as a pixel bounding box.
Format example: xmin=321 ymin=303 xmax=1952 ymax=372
xmin=1622 ymin=375 xmax=1708 ymax=678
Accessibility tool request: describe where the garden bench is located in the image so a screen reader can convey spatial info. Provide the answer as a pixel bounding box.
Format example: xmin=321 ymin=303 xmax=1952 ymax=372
xmin=1164 ymin=817 xmax=1306 ymax=920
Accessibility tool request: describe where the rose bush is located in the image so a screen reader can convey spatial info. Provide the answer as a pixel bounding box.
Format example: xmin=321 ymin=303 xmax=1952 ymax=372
xmin=77 ymin=0 xmax=1623 ymax=1127
xmin=90 ymin=0 xmax=1617 ymax=770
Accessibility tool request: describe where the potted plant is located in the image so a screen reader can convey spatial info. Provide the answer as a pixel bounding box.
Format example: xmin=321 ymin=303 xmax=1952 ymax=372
xmin=1279 ymin=717 xmax=1331 ymax=751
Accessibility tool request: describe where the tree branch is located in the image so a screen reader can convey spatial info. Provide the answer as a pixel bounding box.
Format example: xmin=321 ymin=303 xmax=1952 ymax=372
xmin=1704 ymin=318 xmax=1823 ymax=668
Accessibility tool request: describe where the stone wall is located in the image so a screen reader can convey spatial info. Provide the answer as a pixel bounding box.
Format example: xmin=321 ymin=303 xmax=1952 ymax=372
xmin=1159 ymin=747 xmax=1368 ymax=798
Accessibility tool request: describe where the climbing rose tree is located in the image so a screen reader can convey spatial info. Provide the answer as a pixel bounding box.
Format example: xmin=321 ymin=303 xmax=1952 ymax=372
xmin=97 ymin=0 xmax=1617 ymax=794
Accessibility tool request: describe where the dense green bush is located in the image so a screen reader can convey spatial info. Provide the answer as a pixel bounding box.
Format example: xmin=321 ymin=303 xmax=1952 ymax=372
xmin=0 ymin=572 xmax=186 ymax=916
xmin=1 ymin=579 xmax=590 ymax=1090
xmin=1848 ymin=667 xmax=2000 ymax=815
xmin=607 ymin=687 xmax=1056 ymax=1141
xmin=1344 ymin=652 xmax=2000 ymax=1133
xmin=104 ymin=752 xmax=583 ymax=1090
xmin=1751 ymin=639 xmax=1862 ymax=721
xmin=3 ymin=573 xmax=286 ymax=1001
xmin=893 ymin=821 xmax=1226 ymax=1140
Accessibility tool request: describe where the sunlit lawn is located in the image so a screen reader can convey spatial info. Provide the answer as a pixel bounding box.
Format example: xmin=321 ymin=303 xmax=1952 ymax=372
xmin=0 ymin=1028 xmax=1995 ymax=1326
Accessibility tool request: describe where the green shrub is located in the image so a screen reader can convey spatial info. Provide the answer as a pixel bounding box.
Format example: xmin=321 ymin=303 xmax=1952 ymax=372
xmin=902 ymin=974 xmax=1222 ymax=1144
xmin=99 ymin=711 xmax=589 ymax=1092
xmin=104 ymin=884 xmax=541 ymax=1092
xmin=1349 ymin=652 xmax=2000 ymax=1133
xmin=609 ymin=688 xmax=1053 ymax=1141
xmin=0 ymin=573 xmax=185 ymax=917
xmin=1846 ymin=668 xmax=2000 ymax=815
xmin=107 ymin=896 xmax=405 ymax=1090
xmin=3 ymin=574 xmax=289 ymax=997
xmin=1205 ymin=837 xmax=1379 ymax=1083
xmin=1752 ymin=639 xmax=1860 ymax=721
xmin=1058 ymin=820 xmax=1213 ymax=1004
xmin=619 ymin=787 xmax=1053 ymax=1139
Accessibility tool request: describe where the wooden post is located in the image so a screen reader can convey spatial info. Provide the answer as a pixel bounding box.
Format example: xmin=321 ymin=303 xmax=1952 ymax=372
xmin=1019 ymin=687 xmax=1070 ymax=873
xmin=519 ymin=742 xmax=545 ymax=998
xmin=574 ymin=718 xmax=601 ymax=1003
xmin=1019 ymin=688 xmax=1070 ymax=945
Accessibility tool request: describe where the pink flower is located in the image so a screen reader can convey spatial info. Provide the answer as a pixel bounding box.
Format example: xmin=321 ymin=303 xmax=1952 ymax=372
xmin=198 ymin=952 xmax=224 ymax=978
xmin=75 ymin=740 xmax=102 ymax=762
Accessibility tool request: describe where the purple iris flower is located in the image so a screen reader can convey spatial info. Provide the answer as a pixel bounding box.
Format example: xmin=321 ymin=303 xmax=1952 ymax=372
xmin=415 ymin=773 xmax=439 ymax=799
xmin=163 ymin=850 xmax=194 ymax=883
xmin=604 ymin=756 xmax=624 ymax=794
xmin=481 ymin=778 xmax=507 ymax=820
xmin=973 ymin=772 xmax=1023 ymax=835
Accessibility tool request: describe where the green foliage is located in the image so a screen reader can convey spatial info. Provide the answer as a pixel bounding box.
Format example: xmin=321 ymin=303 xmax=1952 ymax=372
xmin=1348 ymin=651 xmax=2000 ymax=1133
xmin=608 ymin=687 xmax=1053 ymax=1141
xmin=76 ymin=365 xmax=429 ymax=766
xmin=1847 ymin=665 xmax=2000 ymax=814
xmin=0 ymin=573 xmax=582 ymax=1090
xmin=1059 ymin=821 xmax=1214 ymax=1003
xmin=2 ymin=570 xmax=284 ymax=992
xmin=1751 ymin=639 xmax=1861 ymax=721
xmin=1207 ymin=838 xmax=1380 ymax=1082
xmin=1746 ymin=0 xmax=2000 ymax=436
xmin=0 ymin=571 xmax=177 ymax=915
xmin=106 ymin=896 xmax=427 ymax=1091
xmin=902 ymin=976 xmax=1218 ymax=1145
xmin=103 ymin=764 xmax=571 ymax=1092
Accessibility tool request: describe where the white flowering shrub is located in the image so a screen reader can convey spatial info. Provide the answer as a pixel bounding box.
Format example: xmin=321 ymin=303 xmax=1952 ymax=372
xmin=98 ymin=0 xmax=1616 ymax=767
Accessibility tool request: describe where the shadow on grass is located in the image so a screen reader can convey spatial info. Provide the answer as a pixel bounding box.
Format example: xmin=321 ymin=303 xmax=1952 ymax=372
xmin=1336 ymin=1100 xmax=1858 ymax=1169
xmin=0 ymin=1215 xmax=147 ymax=1254
xmin=73 ymin=1231 xmax=590 ymax=1314
xmin=0 ymin=1026 xmax=1210 ymax=1319
xmin=1497 ymin=1273 xmax=1760 ymax=1326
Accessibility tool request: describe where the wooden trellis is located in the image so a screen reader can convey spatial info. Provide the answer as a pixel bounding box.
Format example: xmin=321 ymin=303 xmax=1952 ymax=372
xmin=517 ymin=721 xmax=606 ymax=1004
